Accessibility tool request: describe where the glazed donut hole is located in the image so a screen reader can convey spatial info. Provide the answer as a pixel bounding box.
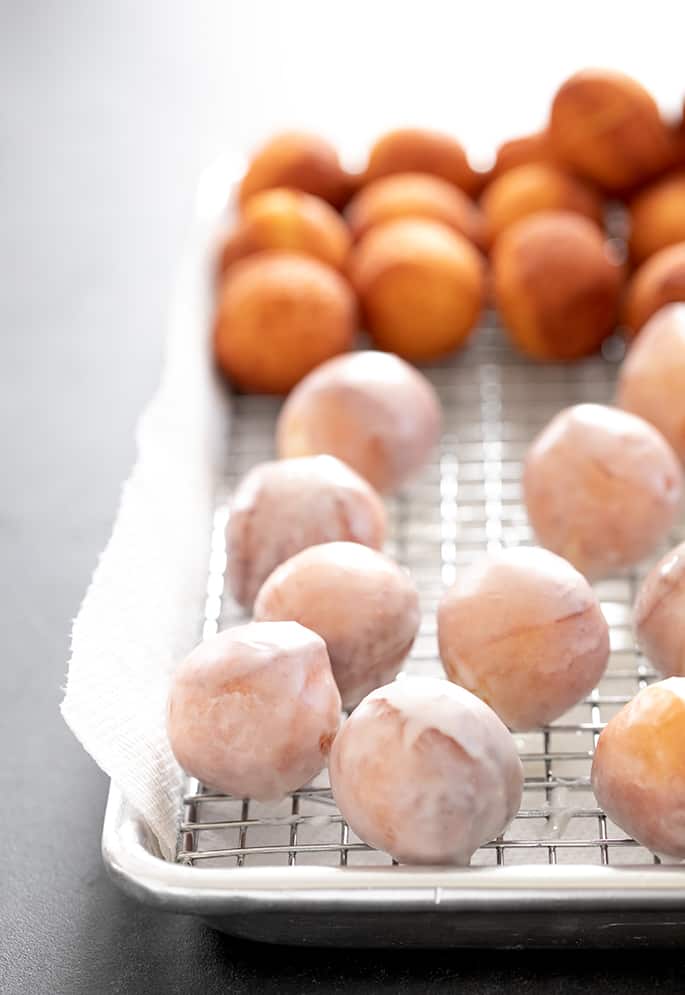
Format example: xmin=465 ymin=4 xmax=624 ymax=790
xmin=253 ymin=541 xmax=420 ymax=710
xmin=329 ymin=676 xmax=523 ymax=865
xmin=167 ymin=621 xmax=341 ymax=800
xmin=592 ymin=678 xmax=685 ymax=859
xmin=634 ymin=541 xmax=685 ymax=679
xmin=437 ymin=546 xmax=610 ymax=731
xmin=213 ymin=251 xmax=356 ymax=394
xmin=523 ymin=403 xmax=683 ymax=580
xmin=218 ymin=188 xmax=352 ymax=277
xmin=227 ymin=455 xmax=386 ymax=610
xmin=616 ymin=303 xmax=685 ymax=462
xmin=276 ymin=350 xmax=442 ymax=494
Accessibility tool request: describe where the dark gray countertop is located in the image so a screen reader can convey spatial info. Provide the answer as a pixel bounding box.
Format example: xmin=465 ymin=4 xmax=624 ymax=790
xmin=1 ymin=4 xmax=683 ymax=991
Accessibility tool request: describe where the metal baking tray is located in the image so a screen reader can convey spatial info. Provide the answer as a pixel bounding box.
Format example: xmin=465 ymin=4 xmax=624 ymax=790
xmin=102 ymin=174 xmax=685 ymax=948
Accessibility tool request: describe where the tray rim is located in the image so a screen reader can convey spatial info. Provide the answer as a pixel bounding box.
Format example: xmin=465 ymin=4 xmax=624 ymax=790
xmin=102 ymin=783 xmax=685 ymax=918
xmin=98 ymin=158 xmax=685 ymax=942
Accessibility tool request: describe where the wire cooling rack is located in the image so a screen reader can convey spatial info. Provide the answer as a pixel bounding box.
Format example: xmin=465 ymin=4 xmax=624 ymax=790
xmin=176 ymin=321 xmax=685 ymax=872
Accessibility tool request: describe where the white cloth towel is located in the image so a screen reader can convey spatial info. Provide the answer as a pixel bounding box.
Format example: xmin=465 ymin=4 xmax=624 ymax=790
xmin=61 ymin=164 xmax=234 ymax=859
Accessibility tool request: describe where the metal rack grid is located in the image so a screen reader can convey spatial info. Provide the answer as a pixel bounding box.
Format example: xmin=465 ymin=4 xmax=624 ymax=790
xmin=176 ymin=321 xmax=685 ymax=872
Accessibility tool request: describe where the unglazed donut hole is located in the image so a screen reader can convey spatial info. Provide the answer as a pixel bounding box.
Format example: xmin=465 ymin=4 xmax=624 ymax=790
xmin=523 ymin=403 xmax=683 ymax=580
xmin=345 ymin=171 xmax=488 ymax=249
xmin=628 ymin=172 xmax=685 ymax=265
xmin=348 ymin=217 xmax=485 ymax=362
xmin=218 ymin=188 xmax=351 ymax=276
xmin=481 ymin=163 xmax=603 ymax=244
xmin=329 ymin=676 xmax=523 ymax=864
xmin=362 ymin=128 xmax=484 ymax=197
xmin=623 ymin=242 xmax=685 ymax=336
xmin=591 ymin=678 xmax=685 ymax=859
xmin=227 ymin=455 xmax=386 ymax=610
xmin=634 ymin=542 xmax=685 ymax=678
xmin=276 ymin=350 xmax=442 ymax=494
xmin=616 ymin=303 xmax=685 ymax=461
xmin=239 ymin=131 xmax=353 ymax=208
xmin=214 ymin=251 xmax=356 ymax=393
xmin=438 ymin=547 xmax=610 ymax=730
xmin=548 ymin=69 xmax=674 ymax=192
xmin=167 ymin=621 xmax=341 ymax=799
xmin=492 ymin=210 xmax=623 ymax=361
xmin=488 ymin=130 xmax=557 ymax=180
xmin=253 ymin=541 xmax=420 ymax=709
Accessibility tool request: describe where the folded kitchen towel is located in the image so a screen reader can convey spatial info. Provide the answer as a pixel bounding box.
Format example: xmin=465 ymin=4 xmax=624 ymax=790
xmin=61 ymin=164 xmax=233 ymax=859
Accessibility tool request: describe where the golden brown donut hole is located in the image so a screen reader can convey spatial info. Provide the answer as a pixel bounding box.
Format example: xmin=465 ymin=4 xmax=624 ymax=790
xmin=214 ymin=251 xmax=356 ymax=394
xmin=492 ymin=210 xmax=623 ymax=360
xmin=218 ymin=188 xmax=351 ymax=276
xmin=548 ymin=69 xmax=674 ymax=193
xmin=362 ymin=127 xmax=485 ymax=197
xmin=345 ymin=171 xmax=488 ymax=250
xmin=239 ymin=131 xmax=353 ymax=208
xmin=623 ymin=241 xmax=685 ymax=335
xmin=628 ymin=172 xmax=685 ymax=265
xmin=481 ymin=163 xmax=603 ymax=244
xmin=349 ymin=217 xmax=486 ymax=362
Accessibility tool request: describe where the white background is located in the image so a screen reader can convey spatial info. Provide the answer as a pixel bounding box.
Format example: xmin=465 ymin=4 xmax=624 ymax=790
xmin=206 ymin=2 xmax=685 ymax=168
